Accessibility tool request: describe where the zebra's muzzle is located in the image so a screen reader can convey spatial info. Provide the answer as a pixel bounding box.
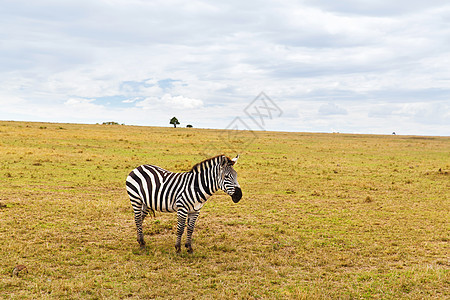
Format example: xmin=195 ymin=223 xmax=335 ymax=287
xmin=231 ymin=187 xmax=242 ymax=203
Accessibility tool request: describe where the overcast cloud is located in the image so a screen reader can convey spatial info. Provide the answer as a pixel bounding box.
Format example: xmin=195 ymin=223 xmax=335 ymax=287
xmin=0 ymin=0 xmax=449 ymax=135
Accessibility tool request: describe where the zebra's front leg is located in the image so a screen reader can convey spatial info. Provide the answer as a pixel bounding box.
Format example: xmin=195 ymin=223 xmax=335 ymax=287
xmin=175 ymin=208 xmax=187 ymax=253
xmin=185 ymin=212 xmax=200 ymax=253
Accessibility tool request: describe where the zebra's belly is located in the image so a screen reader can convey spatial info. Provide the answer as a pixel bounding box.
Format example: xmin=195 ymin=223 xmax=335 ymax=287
xmin=151 ymin=201 xmax=203 ymax=213
xmin=144 ymin=196 xmax=177 ymax=213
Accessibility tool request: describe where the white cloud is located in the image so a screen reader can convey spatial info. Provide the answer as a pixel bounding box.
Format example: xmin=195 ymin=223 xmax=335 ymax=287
xmin=318 ymin=103 xmax=348 ymax=115
xmin=163 ymin=94 xmax=203 ymax=109
xmin=122 ymin=98 xmax=138 ymax=104
xmin=65 ymin=98 xmax=99 ymax=109
xmin=136 ymin=94 xmax=203 ymax=110
xmin=369 ymin=101 xmax=450 ymax=126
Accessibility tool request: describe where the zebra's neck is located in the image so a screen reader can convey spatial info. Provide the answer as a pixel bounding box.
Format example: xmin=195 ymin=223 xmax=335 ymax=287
xmin=189 ymin=162 xmax=221 ymax=200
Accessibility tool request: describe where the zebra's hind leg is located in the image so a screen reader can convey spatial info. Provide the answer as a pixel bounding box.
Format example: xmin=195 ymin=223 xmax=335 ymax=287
xmin=185 ymin=212 xmax=199 ymax=253
xmin=175 ymin=208 xmax=187 ymax=253
xmin=135 ymin=214 xmax=146 ymax=249
xmin=131 ymin=199 xmax=146 ymax=249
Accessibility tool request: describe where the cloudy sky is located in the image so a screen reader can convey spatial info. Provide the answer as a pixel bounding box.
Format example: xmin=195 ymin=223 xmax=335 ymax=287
xmin=1 ymin=0 xmax=449 ymax=135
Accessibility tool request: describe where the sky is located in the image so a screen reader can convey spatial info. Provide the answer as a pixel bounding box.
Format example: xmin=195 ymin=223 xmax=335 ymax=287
xmin=1 ymin=0 xmax=449 ymax=136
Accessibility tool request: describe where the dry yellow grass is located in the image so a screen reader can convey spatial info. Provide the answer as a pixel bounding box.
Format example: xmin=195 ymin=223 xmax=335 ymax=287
xmin=0 ymin=121 xmax=449 ymax=299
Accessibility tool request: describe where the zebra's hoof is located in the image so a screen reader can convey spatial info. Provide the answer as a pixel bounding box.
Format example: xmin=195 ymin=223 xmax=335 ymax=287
xmin=175 ymin=244 xmax=181 ymax=253
xmin=138 ymin=237 xmax=146 ymax=248
xmin=185 ymin=243 xmax=193 ymax=253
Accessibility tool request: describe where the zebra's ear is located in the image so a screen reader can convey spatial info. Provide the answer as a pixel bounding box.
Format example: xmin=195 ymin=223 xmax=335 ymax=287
xmin=231 ymin=154 xmax=239 ymax=165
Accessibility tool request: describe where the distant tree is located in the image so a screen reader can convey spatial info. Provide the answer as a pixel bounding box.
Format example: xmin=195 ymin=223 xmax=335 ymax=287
xmin=186 ymin=124 xmax=193 ymax=128
xmin=170 ymin=117 xmax=180 ymax=128
xmin=102 ymin=121 xmax=120 ymax=125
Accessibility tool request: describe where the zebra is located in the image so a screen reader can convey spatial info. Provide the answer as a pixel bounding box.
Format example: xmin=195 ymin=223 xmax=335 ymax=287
xmin=126 ymin=154 xmax=242 ymax=253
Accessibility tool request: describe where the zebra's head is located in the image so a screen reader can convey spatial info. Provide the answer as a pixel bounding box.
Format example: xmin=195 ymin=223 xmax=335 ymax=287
xmin=219 ymin=155 xmax=242 ymax=203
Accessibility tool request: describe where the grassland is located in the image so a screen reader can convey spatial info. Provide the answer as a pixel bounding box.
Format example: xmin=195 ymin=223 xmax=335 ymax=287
xmin=0 ymin=120 xmax=448 ymax=299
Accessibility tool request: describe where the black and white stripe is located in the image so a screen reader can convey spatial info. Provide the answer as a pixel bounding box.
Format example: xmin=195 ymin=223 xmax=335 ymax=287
xmin=126 ymin=155 xmax=241 ymax=252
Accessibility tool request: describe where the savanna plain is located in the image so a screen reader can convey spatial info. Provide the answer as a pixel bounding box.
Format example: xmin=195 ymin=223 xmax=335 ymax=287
xmin=0 ymin=121 xmax=448 ymax=299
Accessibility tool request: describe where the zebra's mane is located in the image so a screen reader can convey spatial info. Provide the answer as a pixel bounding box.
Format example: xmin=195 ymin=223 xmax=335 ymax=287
xmin=189 ymin=155 xmax=230 ymax=173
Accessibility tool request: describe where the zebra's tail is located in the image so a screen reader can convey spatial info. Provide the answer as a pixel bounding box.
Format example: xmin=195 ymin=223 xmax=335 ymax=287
xmin=149 ymin=207 xmax=156 ymax=218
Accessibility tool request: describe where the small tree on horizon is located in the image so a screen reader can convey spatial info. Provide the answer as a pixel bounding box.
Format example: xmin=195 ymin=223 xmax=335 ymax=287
xmin=170 ymin=117 xmax=180 ymax=128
